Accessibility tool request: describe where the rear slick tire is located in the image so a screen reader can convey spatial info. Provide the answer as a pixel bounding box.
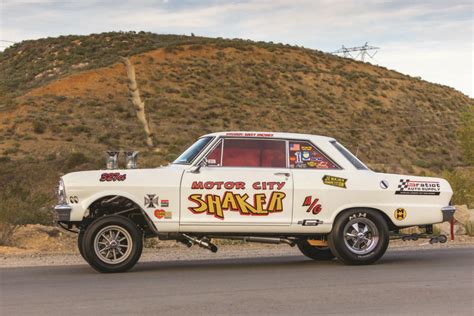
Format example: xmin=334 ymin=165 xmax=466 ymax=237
xmin=328 ymin=209 xmax=389 ymax=265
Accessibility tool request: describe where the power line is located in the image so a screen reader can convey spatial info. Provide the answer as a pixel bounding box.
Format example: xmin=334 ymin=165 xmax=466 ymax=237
xmin=332 ymin=42 xmax=379 ymax=62
xmin=0 ymin=40 xmax=15 ymax=43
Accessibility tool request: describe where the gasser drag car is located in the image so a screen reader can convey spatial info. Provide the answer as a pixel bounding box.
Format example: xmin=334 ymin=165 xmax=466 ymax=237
xmin=54 ymin=132 xmax=455 ymax=273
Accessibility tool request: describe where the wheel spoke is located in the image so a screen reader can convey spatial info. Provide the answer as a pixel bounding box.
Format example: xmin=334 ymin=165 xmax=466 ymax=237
xmin=351 ymin=223 xmax=360 ymax=233
xmin=353 ymin=239 xmax=362 ymax=249
xmin=362 ymin=225 xmax=369 ymax=234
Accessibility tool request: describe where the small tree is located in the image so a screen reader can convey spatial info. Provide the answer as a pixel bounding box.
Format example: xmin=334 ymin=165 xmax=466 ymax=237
xmin=0 ymin=181 xmax=52 ymax=246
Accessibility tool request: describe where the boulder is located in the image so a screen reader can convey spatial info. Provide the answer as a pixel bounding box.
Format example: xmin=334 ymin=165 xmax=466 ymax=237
xmin=454 ymin=205 xmax=469 ymax=225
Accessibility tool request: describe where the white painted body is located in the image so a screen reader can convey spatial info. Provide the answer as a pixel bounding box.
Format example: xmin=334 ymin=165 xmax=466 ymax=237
xmin=61 ymin=132 xmax=453 ymax=234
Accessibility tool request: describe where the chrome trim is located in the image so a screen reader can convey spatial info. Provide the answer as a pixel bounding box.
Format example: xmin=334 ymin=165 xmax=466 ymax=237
xmin=441 ymin=206 xmax=456 ymax=222
xmin=54 ymin=203 xmax=72 ymax=222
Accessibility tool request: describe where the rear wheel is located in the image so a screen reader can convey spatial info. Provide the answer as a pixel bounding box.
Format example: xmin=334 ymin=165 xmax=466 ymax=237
xmin=83 ymin=215 xmax=143 ymax=273
xmin=328 ymin=209 xmax=389 ymax=265
xmin=297 ymin=239 xmax=335 ymax=260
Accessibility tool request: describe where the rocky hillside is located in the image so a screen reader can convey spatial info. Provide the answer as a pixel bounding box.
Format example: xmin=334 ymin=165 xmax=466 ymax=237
xmin=0 ymin=32 xmax=472 ymax=227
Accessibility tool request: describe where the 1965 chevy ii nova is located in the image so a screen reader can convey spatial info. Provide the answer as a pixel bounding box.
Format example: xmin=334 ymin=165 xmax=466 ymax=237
xmin=54 ymin=132 xmax=455 ymax=273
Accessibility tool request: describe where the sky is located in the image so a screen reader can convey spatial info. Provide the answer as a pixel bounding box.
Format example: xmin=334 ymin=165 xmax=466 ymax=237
xmin=1 ymin=0 xmax=472 ymax=96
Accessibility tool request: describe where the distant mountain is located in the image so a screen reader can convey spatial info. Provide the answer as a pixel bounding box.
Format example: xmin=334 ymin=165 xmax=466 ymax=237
xmin=0 ymin=32 xmax=472 ymax=212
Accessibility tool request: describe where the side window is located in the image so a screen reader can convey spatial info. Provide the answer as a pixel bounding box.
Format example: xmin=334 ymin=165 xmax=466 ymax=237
xmin=206 ymin=140 xmax=222 ymax=166
xmin=289 ymin=141 xmax=339 ymax=169
xmin=214 ymin=138 xmax=286 ymax=168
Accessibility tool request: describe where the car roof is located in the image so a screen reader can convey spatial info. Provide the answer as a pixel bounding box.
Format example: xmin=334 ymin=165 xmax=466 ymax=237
xmin=202 ymin=131 xmax=336 ymax=142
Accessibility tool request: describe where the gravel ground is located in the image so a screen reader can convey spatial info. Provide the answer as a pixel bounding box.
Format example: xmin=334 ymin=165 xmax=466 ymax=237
xmin=1 ymin=237 xmax=473 ymax=268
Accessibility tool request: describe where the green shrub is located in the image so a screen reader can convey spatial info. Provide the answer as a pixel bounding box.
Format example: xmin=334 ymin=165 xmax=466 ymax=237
xmin=442 ymin=168 xmax=474 ymax=208
xmin=0 ymin=181 xmax=52 ymax=245
xmin=33 ymin=121 xmax=46 ymax=134
xmin=66 ymin=152 xmax=89 ymax=169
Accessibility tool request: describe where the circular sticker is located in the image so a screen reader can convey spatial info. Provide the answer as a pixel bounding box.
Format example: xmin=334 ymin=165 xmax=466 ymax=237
xmin=154 ymin=209 xmax=165 ymax=219
xmin=394 ymin=208 xmax=407 ymax=221
xmin=380 ymin=180 xmax=389 ymax=189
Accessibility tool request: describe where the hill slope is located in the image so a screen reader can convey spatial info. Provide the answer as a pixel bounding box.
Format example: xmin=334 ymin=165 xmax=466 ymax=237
xmin=0 ymin=32 xmax=472 ymax=224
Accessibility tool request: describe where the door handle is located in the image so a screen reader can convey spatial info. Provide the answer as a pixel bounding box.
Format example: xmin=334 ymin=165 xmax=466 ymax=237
xmin=274 ymin=172 xmax=290 ymax=177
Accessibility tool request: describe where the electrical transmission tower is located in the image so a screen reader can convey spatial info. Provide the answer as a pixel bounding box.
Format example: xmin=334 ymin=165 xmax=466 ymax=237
xmin=331 ymin=42 xmax=380 ymax=62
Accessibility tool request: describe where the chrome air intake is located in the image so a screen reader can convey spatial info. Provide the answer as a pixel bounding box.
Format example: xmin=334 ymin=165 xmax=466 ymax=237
xmin=105 ymin=151 xmax=139 ymax=169
xmin=106 ymin=151 xmax=120 ymax=170
xmin=124 ymin=151 xmax=139 ymax=169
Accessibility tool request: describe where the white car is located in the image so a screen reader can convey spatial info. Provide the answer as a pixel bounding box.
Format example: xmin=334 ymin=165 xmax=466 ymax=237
xmin=54 ymin=131 xmax=455 ymax=273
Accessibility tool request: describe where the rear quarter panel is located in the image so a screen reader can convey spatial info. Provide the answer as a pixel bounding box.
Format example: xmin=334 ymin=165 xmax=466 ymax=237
xmin=325 ymin=172 xmax=452 ymax=228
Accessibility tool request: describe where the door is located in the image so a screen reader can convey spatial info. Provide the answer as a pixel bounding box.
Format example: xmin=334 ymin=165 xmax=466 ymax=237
xmin=289 ymin=140 xmax=344 ymax=227
xmin=180 ymin=138 xmax=293 ymax=230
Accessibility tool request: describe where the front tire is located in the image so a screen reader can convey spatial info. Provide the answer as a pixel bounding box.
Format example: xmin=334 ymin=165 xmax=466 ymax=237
xmin=328 ymin=209 xmax=389 ymax=265
xmin=297 ymin=239 xmax=335 ymax=260
xmin=77 ymin=230 xmax=87 ymax=261
xmin=82 ymin=215 xmax=143 ymax=273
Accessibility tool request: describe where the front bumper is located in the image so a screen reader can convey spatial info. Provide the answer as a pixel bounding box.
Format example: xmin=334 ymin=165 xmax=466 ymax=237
xmin=54 ymin=204 xmax=72 ymax=222
xmin=441 ymin=206 xmax=456 ymax=222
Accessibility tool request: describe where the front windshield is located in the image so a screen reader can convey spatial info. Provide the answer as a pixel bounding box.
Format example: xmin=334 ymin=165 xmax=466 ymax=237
xmin=173 ymin=137 xmax=213 ymax=165
xmin=331 ymin=141 xmax=370 ymax=170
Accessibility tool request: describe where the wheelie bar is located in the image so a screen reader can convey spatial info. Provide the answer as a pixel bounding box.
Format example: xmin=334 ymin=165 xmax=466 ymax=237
xmin=390 ymin=233 xmax=448 ymax=244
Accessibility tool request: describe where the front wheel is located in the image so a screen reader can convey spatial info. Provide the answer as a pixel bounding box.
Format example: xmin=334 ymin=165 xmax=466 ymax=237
xmin=82 ymin=215 xmax=143 ymax=273
xmin=328 ymin=209 xmax=389 ymax=265
xmin=77 ymin=230 xmax=87 ymax=261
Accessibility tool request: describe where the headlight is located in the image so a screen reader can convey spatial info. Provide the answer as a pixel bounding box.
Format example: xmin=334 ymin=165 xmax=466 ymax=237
xmin=57 ymin=178 xmax=67 ymax=204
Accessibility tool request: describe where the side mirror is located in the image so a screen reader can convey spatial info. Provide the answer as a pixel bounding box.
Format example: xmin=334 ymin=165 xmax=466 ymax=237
xmin=190 ymin=158 xmax=208 ymax=174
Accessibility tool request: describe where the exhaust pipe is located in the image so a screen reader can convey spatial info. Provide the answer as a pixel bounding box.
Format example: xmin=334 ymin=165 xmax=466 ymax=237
xmin=180 ymin=234 xmax=218 ymax=253
xmin=214 ymin=236 xmax=296 ymax=247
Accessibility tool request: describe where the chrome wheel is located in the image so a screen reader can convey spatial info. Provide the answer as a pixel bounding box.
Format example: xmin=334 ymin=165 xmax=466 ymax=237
xmin=343 ymin=218 xmax=379 ymax=255
xmin=93 ymin=225 xmax=132 ymax=264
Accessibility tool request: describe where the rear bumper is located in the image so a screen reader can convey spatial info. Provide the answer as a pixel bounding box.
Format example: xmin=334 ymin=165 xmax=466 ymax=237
xmin=441 ymin=206 xmax=456 ymax=222
xmin=54 ymin=204 xmax=72 ymax=222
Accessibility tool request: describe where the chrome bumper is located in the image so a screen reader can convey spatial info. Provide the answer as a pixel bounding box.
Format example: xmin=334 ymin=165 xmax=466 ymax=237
xmin=441 ymin=206 xmax=456 ymax=222
xmin=54 ymin=204 xmax=72 ymax=222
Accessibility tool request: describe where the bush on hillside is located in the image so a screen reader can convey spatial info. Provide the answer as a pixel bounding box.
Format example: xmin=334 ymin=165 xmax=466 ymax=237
xmin=0 ymin=181 xmax=52 ymax=245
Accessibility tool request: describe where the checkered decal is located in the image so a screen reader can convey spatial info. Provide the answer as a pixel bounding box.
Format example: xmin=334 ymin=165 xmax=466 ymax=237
xmin=395 ymin=179 xmax=440 ymax=196
xmin=397 ymin=179 xmax=410 ymax=191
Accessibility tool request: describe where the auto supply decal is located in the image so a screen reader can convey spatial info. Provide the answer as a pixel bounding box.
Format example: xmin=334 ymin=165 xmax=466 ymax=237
xmin=188 ymin=181 xmax=286 ymax=219
xmin=395 ymin=179 xmax=440 ymax=196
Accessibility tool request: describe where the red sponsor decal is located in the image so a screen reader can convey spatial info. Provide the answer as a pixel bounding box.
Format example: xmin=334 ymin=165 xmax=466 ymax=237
xmin=99 ymin=172 xmax=126 ymax=182
xmin=191 ymin=181 xmax=285 ymax=191
xmin=225 ymin=132 xmax=274 ymax=137
xmin=154 ymin=209 xmax=165 ymax=219
xmin=302 ymin=196 xmax=322 ymax=215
